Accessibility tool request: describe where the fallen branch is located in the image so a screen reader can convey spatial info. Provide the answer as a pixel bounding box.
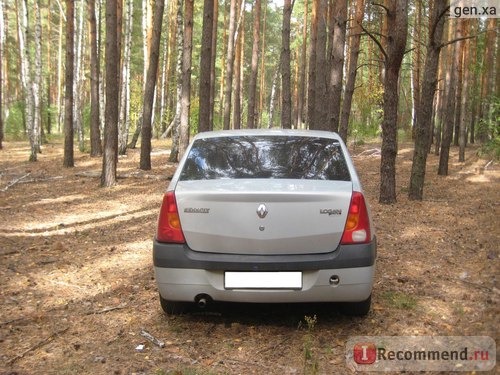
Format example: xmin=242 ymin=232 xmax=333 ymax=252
xmin=355 ymin=148 xmax=381 ymax=157
xmin=7 ymin=327 xmax=69 ymax=365
xmin=140 ymin=329 xmax=165 ymax=348
xmin=1 ymin=173 xmax=31 ymax=192
xmin=88 ymin=303 xmax=128 ymax=315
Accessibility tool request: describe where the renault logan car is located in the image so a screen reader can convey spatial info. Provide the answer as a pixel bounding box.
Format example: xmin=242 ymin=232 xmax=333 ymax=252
xmin=153 ymin=130 xmax=376 ymax=315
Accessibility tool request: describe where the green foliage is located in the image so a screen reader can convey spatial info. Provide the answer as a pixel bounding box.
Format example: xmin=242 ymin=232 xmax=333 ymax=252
xmin=478 ymin=96 xmax=500 ymax=160
xmin=4 ymin=101 xmax=26 ymax=141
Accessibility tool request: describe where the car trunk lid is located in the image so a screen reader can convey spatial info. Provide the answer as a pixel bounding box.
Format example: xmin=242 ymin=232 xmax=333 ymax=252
xmin=175 ymin=179 xmax=352 ymax=255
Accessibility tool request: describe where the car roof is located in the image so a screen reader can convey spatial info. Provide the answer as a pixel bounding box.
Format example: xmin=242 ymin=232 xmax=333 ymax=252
xmin=193 ymin=129 xmax=342 ymax=141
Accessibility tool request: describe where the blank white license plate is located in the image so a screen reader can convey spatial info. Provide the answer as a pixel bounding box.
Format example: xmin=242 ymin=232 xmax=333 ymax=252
xmin=224 ymin=272 xmax=302 ymax=289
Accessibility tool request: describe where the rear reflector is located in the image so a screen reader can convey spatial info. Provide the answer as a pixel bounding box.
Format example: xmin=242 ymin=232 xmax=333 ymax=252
xmin=340 ymin=191 xmax=371 ymax=244
xmin=156 ymin=191 xmax=186 ymax=243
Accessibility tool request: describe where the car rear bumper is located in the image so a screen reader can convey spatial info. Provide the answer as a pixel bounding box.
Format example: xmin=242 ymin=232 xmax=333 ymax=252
xmin=154 ymin=266 xmax=375 ymax=303
xmin=153 ymin=238 xmax=376 ymax=271
xmin=153 ymin=238 xmax=376 ymax=303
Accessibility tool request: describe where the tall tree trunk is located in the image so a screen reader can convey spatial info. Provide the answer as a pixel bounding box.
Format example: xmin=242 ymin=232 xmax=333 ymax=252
xmin=438 ymin=20 xmax=460 ymax=176
xmin=223 ymin=0 xmax=237 ymax=130
xmin=17 ymin=0 xmax=35 ymax=161
xmin=89 ymin=0 xmax=102 ymax=156
xmin=168 ymin=0 xmax=183 ymax=162
xmin=178 ymin=0 xmax=193 ymax=160
xmin=101 ymin=0 xmax=120 ymax=186
xmin=280 ymin=0 xmax=293 ymax=129
xmin=459 ymin=19 xmax=470 ymax=163
xmin=31 ymin=0 xmax=42 ymax=160
xmin=258 ymin=3 xmax=267 ymax=128
xmin=246 ymin=0 xmax=261 ymax=129
xmin=307 ymin=0 xmax=319 ymax=128
xmin=233 ymin=4 xmax=243 ymax=130
xmin=0 ymin=0 xmax=3 ymax=150
xmin=56 ymin=0 xmax=65 ymax=133
xmin=140 ymin=0 xmax=165 ymax=170
xmin=339 ymin=0 xmax=364 ymax=141
xmin=63 ymin=0 xmax=74 ymax=167
xmin=408 ymin=0 xmax=447 ymax=200
xmin=379 ymin=0 xmax=408 ymax=204
xmin=74 ymin=0 xmax=85 ymax=152
xmin=128 ymin=0 xmax=153 ymax=149
xmin=312 ymin=0 xmax=328 ymax=130
xmin=477 ymin=18 xmax=496 ymax=142
xmin=209 ymin=0 xmax=218 ymax=130
xmin=296 ymin=0 xmax=308 ymax=129
xmin=198 ymin=0 xmax=214 ymax=133
xmin=118 ymin=0 xmax=133 ymax=155
xmin=327 ymin=0 xmax=347 ymax=132
xmin=158 ymin=8 xmax=170 ymax=135
xmin=410 ymin=0 xmax=422 ymax=136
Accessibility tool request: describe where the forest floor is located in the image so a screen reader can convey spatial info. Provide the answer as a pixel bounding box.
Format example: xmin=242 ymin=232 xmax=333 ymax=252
xmin=0 ymin=139 xmax=498 ymax=375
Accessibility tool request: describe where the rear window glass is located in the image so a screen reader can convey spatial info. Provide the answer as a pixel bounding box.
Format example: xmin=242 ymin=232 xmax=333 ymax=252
xmin=179 ymin=136 xmax=351 ymax=181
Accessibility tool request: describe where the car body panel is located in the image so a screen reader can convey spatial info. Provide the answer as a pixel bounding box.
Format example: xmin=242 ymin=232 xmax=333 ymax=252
xmin=175 ymin=179 xmax=352 ymax=255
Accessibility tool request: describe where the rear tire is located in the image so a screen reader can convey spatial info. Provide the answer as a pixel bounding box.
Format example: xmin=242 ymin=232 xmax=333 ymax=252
xmin=339 ymin=294 xmax=371 ymax=316
xmin=159 ymin=294 xmax=191 ymax=315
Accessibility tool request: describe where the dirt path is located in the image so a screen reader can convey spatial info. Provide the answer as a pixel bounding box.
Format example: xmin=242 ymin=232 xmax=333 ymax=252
xmin=0 ymin=141 xmax=498 ymax=374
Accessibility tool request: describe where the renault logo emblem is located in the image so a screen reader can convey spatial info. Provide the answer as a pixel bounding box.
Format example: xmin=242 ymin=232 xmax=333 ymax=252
xmin=256 ymin=203 xmax=268 ymax=219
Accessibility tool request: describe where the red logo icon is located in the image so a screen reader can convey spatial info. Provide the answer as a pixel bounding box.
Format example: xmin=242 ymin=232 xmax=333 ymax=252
xmin=353 ymin=342 xmax=377 ymax=364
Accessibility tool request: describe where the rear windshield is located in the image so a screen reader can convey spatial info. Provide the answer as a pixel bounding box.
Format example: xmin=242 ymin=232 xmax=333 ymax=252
xmin=179 ymin=135 xmax=351 ymax=181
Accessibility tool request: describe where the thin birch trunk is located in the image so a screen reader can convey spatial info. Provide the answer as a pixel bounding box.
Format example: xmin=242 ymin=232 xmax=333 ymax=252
xmin=118 ymin=0 xmax=133 ymax=155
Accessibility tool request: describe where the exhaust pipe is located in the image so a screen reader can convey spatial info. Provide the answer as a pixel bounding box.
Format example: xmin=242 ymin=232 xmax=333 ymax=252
xmin=195 ymin=294 xmax=212 ymax=309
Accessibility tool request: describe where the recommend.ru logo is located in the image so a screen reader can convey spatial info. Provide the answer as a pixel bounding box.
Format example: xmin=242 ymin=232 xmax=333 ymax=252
xmin=346 ymin=336 xmax=496 ymax=372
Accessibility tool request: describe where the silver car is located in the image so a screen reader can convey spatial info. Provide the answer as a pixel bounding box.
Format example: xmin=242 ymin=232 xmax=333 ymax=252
xmin=153 ymin=130 xmax=376 ymax=315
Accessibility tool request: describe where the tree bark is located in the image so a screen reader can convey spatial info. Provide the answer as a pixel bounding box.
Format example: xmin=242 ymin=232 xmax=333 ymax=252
xmin=101 ymin=0 xmax=120 ymax=186
xmin=339 ymin=0 xmax=364 ymax=141
xmin=118 ymin=0 xmax=133 ymax=155
xmin=223 ymin=0 xmax=237 ymax=130
xmin=477 ymin=18 xmax=496 ymax=142
xmin=280 ymin=0 xmax=293 ymax=129
xmin=246 ymin=0 xmax=261 ymax=129
xmin=140 ymin=0 xmax=165 ymax=170
xmin=198 ymin=0 xmax=214 ymax=133
xmin=233 ymin=4 xmax=243 ymax=130
xmin=209 ymin=0 xmax=218 ymax=130
xmin=168 ymin=0 xmax=183 ymax=163
xmin=379 ymin=0 xmax=408 ymax=204
xmin=0 ymin=0 xmax=3 ymax=149
xmin=459 ymin=19 xmax=470 ymax=163
xmin=307 ymin=0 xmax=319 ymax=128
xmin=178 ymin=0 xmax=193 ymax=160
xmin=312 ymin=0 xmax=328 ymax=130
xmin=63 ymin=0 xmax=74 ymax=167
xmin=438 ymin=20 xmax=460 ymax=176
xmin=408 ymin=0 xmax=447 ymax=200
xmin=89 ymin=0 xmax=102 ymax=156
xmin=327 ymin=0 xmax=347 ymax=133
xmin=296 ymin=0 xmax=308 ymax=129
xmin=30 ymin=0 xmax=42 ymax=161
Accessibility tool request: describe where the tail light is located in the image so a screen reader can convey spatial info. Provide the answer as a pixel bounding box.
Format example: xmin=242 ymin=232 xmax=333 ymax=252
xmin=341 ymin=191 xmax=371 ymax=244
xmin=156 ymin=191 xmax=186 ymax=243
